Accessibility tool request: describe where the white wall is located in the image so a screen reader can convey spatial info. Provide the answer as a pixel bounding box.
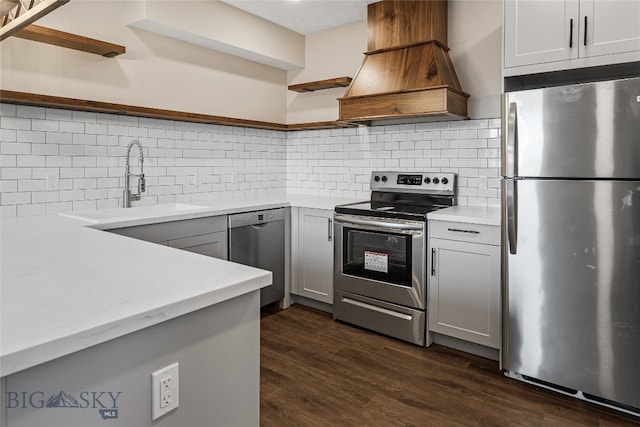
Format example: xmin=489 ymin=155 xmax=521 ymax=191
xmin=0 ymin=1 xmax=292 ymax=123
xmin=448 ymin=0 xmax=503 ymax=119
xmin=286 ymin=21 xmax=368 ymax=124
xmin=286 ymin=0 xmax=503 ymax=122
xmin=0 ymin=1 xmax=502 ymax=125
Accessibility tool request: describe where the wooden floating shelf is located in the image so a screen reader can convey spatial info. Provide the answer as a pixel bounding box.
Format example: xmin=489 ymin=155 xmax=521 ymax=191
xmin=288 ymin=77 xmax=352 ymax=93
xmin=0 ymin=90 xmax=358 ymax=132
xmin=14 ymin=24 xmax=125 ymax=57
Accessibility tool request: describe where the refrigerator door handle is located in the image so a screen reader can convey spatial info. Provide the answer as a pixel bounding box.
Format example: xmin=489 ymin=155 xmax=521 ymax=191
xmin=506 ymin=179 xmax=518 ymax=254
xmin=506 ymin=102 xmax=518 ymax=177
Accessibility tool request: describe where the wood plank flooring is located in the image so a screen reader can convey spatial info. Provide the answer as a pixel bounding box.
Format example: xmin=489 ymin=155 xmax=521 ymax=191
xmin=260 ymin=304 xmax=640 ymax=427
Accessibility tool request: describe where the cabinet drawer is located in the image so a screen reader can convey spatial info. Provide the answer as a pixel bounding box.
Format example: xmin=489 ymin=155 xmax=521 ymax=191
xmin=429 ymin=220 xmax=499 ymax=245
xmin=108 ymin=215 xmax=227 ymax=243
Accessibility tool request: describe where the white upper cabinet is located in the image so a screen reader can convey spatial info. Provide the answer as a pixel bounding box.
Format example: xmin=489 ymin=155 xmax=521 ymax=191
xmin=581 ymin=0 xmax=640 ymax=58
xmin=504 ymin=0 xmax=640 ymax=75
xmin=504 ymin=0 xmax=580 ymax=68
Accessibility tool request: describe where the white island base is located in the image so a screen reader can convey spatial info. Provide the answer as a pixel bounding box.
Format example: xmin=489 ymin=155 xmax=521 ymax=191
xmin=1 ymin=291 xmax=260 ymax=427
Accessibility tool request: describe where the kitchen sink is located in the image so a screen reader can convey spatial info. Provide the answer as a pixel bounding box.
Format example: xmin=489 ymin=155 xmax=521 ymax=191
xmin=59 ymin=203 xmax=211 ymax=223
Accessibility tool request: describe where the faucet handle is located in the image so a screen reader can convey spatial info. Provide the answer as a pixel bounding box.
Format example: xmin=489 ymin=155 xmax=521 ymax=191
xmin=138 ymin=175 xmax=146 ymax=193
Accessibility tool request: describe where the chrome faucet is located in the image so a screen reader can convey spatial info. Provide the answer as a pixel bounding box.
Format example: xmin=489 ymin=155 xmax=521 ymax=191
xmin=123 ymin=140 xmax=145 ymax=208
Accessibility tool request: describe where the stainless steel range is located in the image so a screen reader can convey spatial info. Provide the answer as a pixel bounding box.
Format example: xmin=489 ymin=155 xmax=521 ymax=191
xmin=333 ymin=171 xmax=457 ymax=346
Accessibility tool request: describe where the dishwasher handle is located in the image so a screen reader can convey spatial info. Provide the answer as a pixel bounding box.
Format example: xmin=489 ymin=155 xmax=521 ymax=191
xmin=228 ymin=208 xmax=286 ymax=229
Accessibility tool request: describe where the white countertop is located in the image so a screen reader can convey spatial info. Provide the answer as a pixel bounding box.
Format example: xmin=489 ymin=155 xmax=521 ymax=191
xmin=427 ymin=205 xmax=501 ymax=226
xmin=1 ymin=195 xmax=360 ymax=377
xmin=62 ymin=195 xmax=359 ymax=230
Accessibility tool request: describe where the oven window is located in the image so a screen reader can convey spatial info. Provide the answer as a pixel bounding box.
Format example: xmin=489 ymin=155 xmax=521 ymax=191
xmin=342 ymin=228 xmax=412 ymax=286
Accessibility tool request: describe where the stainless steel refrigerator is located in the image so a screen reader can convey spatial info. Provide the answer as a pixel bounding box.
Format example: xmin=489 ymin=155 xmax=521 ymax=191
xmin=501 ymin=77 xmax=640 ymax=412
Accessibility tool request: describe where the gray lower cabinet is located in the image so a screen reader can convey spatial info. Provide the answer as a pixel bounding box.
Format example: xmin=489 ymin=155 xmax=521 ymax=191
xmin=428 ymin=220 xmax=500 ymax=349
xmin=292 ymin=208 xmax=333 ymax=304
xmin=108 ymin=215 xmax=228 ymax=260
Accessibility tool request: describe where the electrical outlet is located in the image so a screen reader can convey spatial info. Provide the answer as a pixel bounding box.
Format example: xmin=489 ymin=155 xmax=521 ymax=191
xmin=151 ymin=362 xmax=179 ymax=420
xmin=46 ymin=174 xmax=59 ymax=190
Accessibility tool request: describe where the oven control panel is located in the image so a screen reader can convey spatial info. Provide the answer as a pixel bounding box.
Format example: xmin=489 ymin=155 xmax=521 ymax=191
xmin=371 ymin=171 xmax=456 ymax=194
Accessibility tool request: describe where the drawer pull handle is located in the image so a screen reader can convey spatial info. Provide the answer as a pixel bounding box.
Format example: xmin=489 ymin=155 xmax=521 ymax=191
xmin=447 ymin=228 xmax=480 ymax=234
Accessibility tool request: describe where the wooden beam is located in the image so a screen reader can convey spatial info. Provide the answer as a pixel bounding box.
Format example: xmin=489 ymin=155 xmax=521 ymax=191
xmin=14 ymin=24 xmax=126 ymax=57
xmin=0 ymin=0 xmax=68 ymax=41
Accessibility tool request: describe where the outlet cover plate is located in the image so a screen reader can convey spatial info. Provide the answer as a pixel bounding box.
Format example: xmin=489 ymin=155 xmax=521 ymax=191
xmin=151 ymin=362 xmax=179 ymax=421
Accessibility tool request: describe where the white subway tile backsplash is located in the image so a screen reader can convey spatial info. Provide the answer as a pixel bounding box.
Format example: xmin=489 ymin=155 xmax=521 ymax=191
xmin=2 ymin=102 xmax=500 ymax=215
xmin=73 ymin=134 xmax=97 ymax=145
xmin=1 ymin=142 xmax=31 ymax=154
xmin=45 ymin=201 xmax=73 ymax=214
xmin=1 ymin=168 xmax=31 ymax=180
xmin=17 ymin=130 xmax=45 ymax=143
xmin=32 ymin=191 xmax=60 ymax=203
xmin=1 ymin=104 xmax=17 ymax=117
xmin=46 ymin=156 xmax=72 ymax=167
xmin=1 ymin=117 xmax=31 ymax=130
xmin=1 ymin=180 xmax=17 ymax=192
xmin=60 ymin=121 xmax=85 ymax=134
xmin=72 ymin=111 xmax=97 ymax=123
xmin=32 ymin=119 xmax=59 ymax=132
xmin=60 ymin=145 xmax=84 ymax=156
xmin=1 ymin=129 xmax=17 ymax=142
xmin=2 ymin=192 xmax=32 ymax=205
xmin=45 ymin=109 xmax=72 ymax=121
xmin=17 ymin=155 xmax=46 ymax=167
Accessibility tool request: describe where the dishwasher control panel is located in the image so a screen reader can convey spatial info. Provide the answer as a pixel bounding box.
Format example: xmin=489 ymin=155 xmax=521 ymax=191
xmin=228 ymin=208 xmax=286 ymax=229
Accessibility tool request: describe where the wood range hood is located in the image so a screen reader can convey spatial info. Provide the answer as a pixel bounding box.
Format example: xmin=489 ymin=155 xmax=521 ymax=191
xmin=339 ymin=0 xmax=469 ymax=124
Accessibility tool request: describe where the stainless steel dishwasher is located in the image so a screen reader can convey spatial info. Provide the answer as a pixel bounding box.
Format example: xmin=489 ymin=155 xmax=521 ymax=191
xmin=228 ymin=208 xmax=285 ymax=307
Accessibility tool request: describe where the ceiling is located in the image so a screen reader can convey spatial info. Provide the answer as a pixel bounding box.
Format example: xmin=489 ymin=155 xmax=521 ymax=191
xmin=221 ymin=0 xmax=376 ymax=35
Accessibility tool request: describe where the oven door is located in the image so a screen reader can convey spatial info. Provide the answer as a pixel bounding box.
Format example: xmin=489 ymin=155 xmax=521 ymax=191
xmin=333 ymin=213 xmax=426 ymax=309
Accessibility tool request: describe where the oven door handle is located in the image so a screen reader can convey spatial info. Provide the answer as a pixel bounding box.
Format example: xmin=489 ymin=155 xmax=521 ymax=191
xmin=334 ymin=214 xmax=424 ymax=232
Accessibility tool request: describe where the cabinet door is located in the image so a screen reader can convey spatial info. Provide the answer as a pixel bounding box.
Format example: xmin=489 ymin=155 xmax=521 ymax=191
xmin=295 ymin=208 xmax=333 ymax=304
xmin=428 ymin=238 xmax=500 ymax=348
xmin=580 ymin=0 xmax=640 ymax=58
xmin=504 ymin=0 xmax=579 ymax=68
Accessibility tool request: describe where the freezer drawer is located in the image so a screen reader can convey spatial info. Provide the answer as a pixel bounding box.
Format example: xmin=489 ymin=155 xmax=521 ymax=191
xmin=503 ymin=179 xmax=640 ymax=409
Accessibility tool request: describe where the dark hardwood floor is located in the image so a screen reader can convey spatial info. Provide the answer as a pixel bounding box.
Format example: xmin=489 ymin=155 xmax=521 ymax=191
xmin=260 ymin=304 xmax=640 ymax=427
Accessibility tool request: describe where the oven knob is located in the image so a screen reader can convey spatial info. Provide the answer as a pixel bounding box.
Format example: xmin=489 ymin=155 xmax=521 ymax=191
xmin=441 ymin=177 xmax=449 ymax=185
xmin=374 ymin=175 xmax=380 ymax=182
xmin=381 ymin=176 xmax=388 ymax=182
xmin=424 ymin=177 xmax=431 ymax=184
xmin=432 ymin=177 xmax=440 ymax=184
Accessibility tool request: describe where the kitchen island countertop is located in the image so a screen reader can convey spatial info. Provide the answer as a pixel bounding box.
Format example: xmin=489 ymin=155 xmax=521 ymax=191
xmin=0 ymin=195 xmax=360 ymax=378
